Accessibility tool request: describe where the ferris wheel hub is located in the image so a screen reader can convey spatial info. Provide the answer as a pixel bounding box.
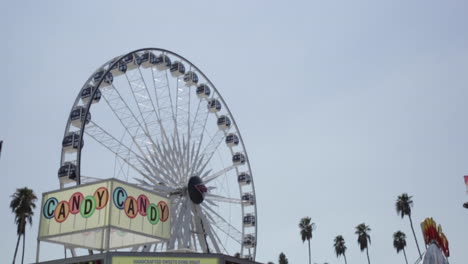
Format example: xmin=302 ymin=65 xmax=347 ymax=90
xmin=187 ymin=176 xmax=207 ymax=204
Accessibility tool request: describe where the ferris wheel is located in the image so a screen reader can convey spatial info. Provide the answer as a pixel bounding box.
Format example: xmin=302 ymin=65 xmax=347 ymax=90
xmin=58 ymin=48 xmax=257 ymax=259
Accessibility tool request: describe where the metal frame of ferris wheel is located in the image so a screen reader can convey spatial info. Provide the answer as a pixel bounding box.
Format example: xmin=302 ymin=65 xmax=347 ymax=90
xmin=57 ymin=48 xmax=258 ymax=260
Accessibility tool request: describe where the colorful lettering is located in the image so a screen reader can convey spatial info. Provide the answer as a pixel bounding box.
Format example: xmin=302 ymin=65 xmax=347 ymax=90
xmin=54 ymin=201 xmax=70 ymax=223
xmin=43 ymin=197 xmax=58 ymax=219
xmin=94 ymin=187 xmax=109 ymax=209
xmin=124 ymin=196 xmax=137 ymax=218
xmin=69 ymin=192 xmax=84 ymax=214
xmin=80 ymin=195 xmax=96 ymax=218
xmin=147 ymin=203 xmax=160 ymax=225
xmin=137 ymin=194 xmax=149 ymax=216
xmin=113 ymin=187 xmax=127 ymax=209
xmin=158 ymin=201 xmax=169 ymax=222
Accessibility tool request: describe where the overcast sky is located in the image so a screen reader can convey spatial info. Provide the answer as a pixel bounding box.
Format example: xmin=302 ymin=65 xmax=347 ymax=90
xmin=1 ymin=1 xmax=468 ymax=264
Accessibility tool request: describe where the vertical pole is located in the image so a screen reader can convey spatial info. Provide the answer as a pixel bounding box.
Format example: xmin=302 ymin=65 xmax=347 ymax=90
xmin=105 ymin=180 xmax=114 ymax=252
xmin=35 ymin=240 xmax=40 ymax=263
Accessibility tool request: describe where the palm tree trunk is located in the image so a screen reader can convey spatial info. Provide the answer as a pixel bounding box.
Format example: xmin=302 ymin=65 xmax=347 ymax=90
xmin=308 ymin=239 xmax=311 ymax=264
xmin=403 ymin=248 xmax=408 ymax=264
xmin=343 ymin=253 xmax=348 ymax=264
xmin=12 ymin=234 xmax=21 ymax=264
xmin=21 ymin=229 xmax=26 ymax=264
xmin=408 ymin=215 xmax=422 ymax=258
xmin=366 ymin=247 xmax=371 ymax=264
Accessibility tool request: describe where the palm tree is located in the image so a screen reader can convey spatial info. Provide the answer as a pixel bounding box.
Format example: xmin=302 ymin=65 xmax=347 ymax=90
xmin=299 ymin=217 xmax=315 ymax=264
xmin=10 ymin=187 xmax=37 ymax=264
xmin=355 ymin=223 xmax=371 ymax=264
xmin=279 ymin=252 xmax=288 ymax=264
xmin=393 ymin=231 xmax=408 ymax=264
xmin=334 ymin=235 xmax=348 ymax=264
xmin=396 ymin=193 xmax=422 ymax=258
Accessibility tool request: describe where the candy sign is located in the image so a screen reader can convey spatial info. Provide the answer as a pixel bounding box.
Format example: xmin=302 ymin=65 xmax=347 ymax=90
xmin=38 ymin=179 xmax=170 ymax=250
xmin=42 ymin=187 xmax=108 ymax=222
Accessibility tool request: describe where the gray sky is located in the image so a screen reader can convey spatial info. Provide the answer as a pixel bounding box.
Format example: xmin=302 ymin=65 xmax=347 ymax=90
xmin=1 ymin=0 xmax=468 ymax=263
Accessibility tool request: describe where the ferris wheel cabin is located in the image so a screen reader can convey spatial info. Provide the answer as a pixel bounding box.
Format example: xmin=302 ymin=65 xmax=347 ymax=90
xmin=121 ymin=53 xmax=138 ymax=70
xmin=217 ymin=115 xmax=231 ymax=130
xmin=243 ymin=214 xmax=256 ymax=227
xmin=154 ymin=54 xmax=172 ymax=70
xmin=110 ymin=60 xmax=127 ymax=77
xmin=238 ymin=172 xmax=252 ymax=185
xmin=226 ymin=133 xmax=240 ymax=147
xmin=196 ymin=84 xmax=211 ymax=98
xmin=57 ymin=162 xmax=77 ymax=184
xmin=243 ymin=234 xmax=256 ymax=248
xmin=184 ymin=71 xmax=199 ymax=86
xmin=137 ymin=51 xmax=156 ymax=68
xmin=170 ymin=61 xmax=186 ymax=77
xmin=233 ymin=152 xmax=246 ymax=166
xmin=93 ymin=70 xmax=113 ymax=88
xmin=70 ymin=106 xmax=91 ymax=128
xmin=80 ymin=85 xmax=101 ymax=104
xmin=62 ymin=131 xmax=83 ymax=152
xmin=207 ymin=98 xmax=222 ymax=113
xmin=242 ymin=193 xmax=255 ymax=206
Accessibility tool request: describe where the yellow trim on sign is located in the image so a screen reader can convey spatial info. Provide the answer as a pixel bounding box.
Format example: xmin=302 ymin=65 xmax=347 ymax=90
xmin=112 ymin=256 xmax=219 ymax=264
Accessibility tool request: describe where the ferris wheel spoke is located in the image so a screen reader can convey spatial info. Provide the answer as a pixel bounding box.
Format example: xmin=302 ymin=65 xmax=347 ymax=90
xmin=193 ymin=130 xmax=226 ymax=175
xmin=188 ymin=133 xmax=205 ymax=177
xmin=136 ymin=154 xmax=177 ymax=187
xmin=168 ymin=200 xmax=184 ymax=250
xmin=113 ymin=155 xmax=130 ymax=181
xmin=158 ymin=140 xmax=184 ymax=183
xmin=189 ymin=99 xmax=209 ymax=142
xmin=195 ymin=206 xmax=222 ymax=253
xmin=174 ymin=208 xmax=185 ymax=248
xmin=202 ymin=194 xmax=218 ymax=208
xmin=187 ymin=102 xmax=211 ymax=171
xmin=201 ymin=203 xmax=242 ymax=244
xmin=188 ymin=141 xmax=198 ymax=173
xmin=100 ymin=84 xmax=155 ymax=158
xmin=177 ymin=198 xmax=189 ymax=249
xmin=188 ymin=100 xmax=210 ymax=174
xmin=175 ymin=76 xmax=191 ymax=140
xmin=208 ymin=221 xmax=228 ymax=254
xmin=158 ymin=135 xmax=183 ymax=185
xmin=144 ymin=145 xmax=180 ymax=186
xmin=133 ymin=178 xmax=176 ymax=194
xmin=202 ymin=165 xmax=235 ymax=184
xmin=183 ymin=199 xmax=193 ymax=249
xmin=190 ymin=220 xmax=199 ymax=251
xmin=199 ymin=169 xmax=212 ymax=179
xmin=152 ymin=65 xmax=177 ymax=132
xmin=205 ymin=193 xmax=242 ymax=205
xmin=124 ymin=68 xmax=162 ymax=144
xmin=85 ymin=121 xmax=154 ymax=179
xmin=149 ymin=142 xmax=181 ymax=185
xmin=181 ymin=137 xmax=194 ymax=183
xmin=191 ymin=204 xmax=212 ymax=253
